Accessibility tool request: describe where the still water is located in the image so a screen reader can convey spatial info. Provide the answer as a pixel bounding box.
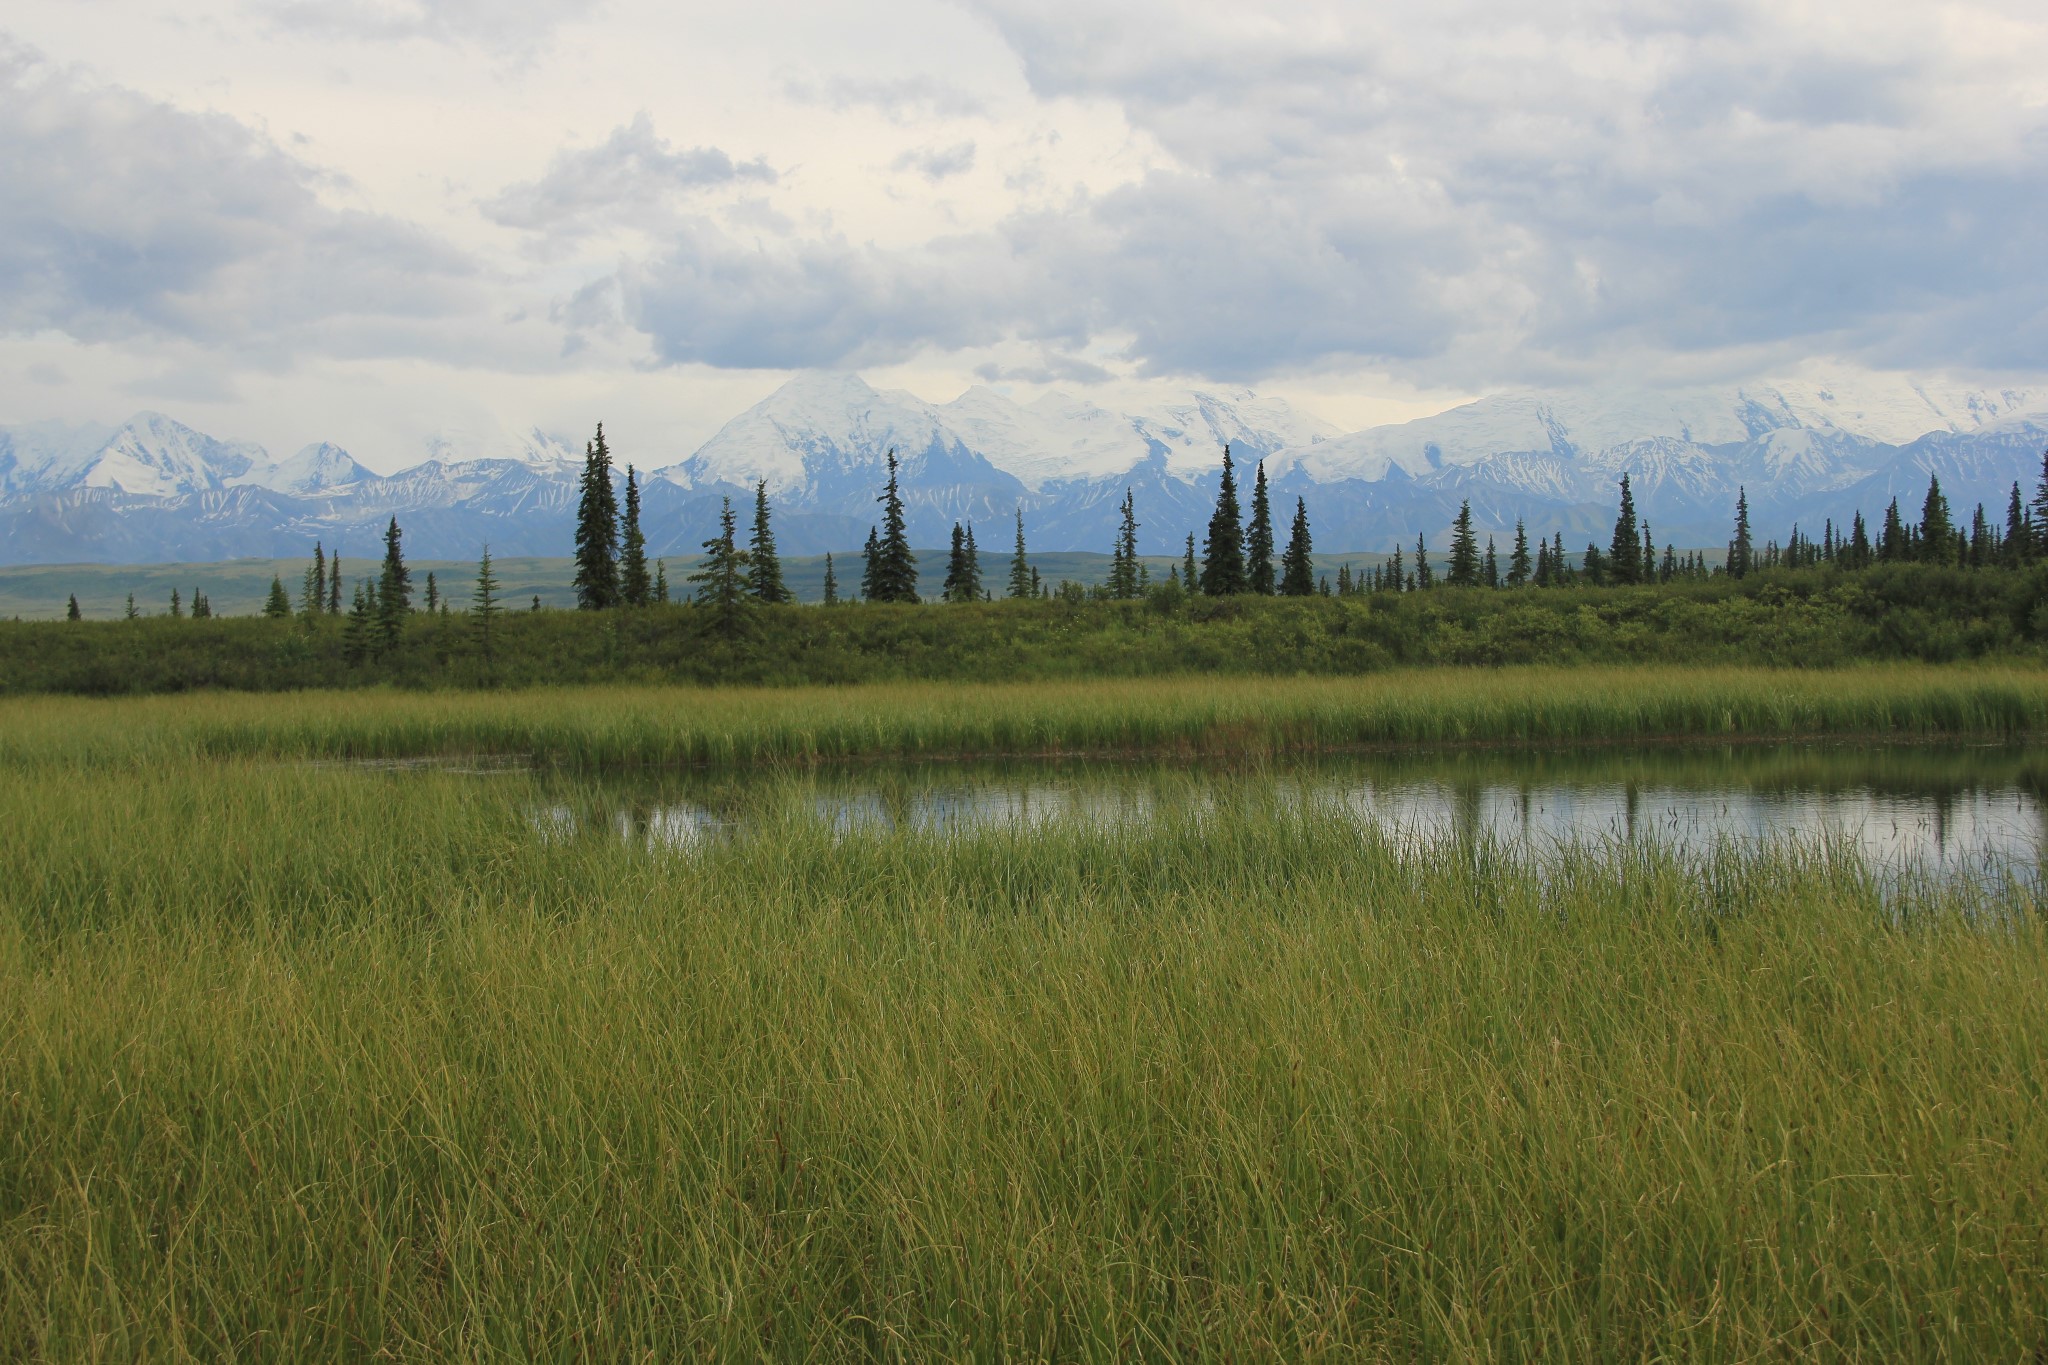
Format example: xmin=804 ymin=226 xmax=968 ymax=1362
xmin=502 ymin=741 xmax=2048 ymax=883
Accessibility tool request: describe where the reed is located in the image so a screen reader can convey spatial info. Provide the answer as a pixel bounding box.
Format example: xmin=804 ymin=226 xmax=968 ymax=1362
xmin=2 ymin=743 xmax=2045 ymax=1358
xmin=4 ymin=663 xmax=2048 ymax=773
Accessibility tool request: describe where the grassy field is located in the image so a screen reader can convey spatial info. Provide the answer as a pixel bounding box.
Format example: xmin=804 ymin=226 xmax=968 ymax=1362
xmin=3 ymin=678 xmax=2046 ymax=1357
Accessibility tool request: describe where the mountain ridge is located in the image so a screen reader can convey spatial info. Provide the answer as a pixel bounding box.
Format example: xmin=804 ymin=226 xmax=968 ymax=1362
xmin=3 ymin=373 xmax=2044 ymax=565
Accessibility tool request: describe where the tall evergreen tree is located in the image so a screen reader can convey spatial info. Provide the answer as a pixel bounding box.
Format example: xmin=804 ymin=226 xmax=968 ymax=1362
xmin=1245 ymin=462 xmax=1276 ymax=594
xmin=2005 ymin=482 xmax=2031 ymax=566
xmin=424 ymin=572 xmax=438 ymax=614
xmin=1484 ymin=536 xmax=1500 ymax=588
xmin=1729 ymin=488 xmax=1754 ymax=579
xmin=1108 ymin=490 xmax=1141 ymax=598
xmin=1008 ymin=509 xmax=1034 ymax=599
xmin=303 ymin=542 xmax=326 ymax=617
xmin=944 ymin=524 xmax=970 ymax=602
xmin=264 ymin=577 xmax=290 ymax=618
xmin=964 ymin=525 xmax=980 ymax=601
xmin=377 ymin=517 xmax=410 ymax=650
xmin=1918 ymin=475 xmax=1953 ymax=563
xmin=472 ymin=544 xmax=502 ymax=672
xmin=124 ymin=593 xmax=137 ymax=621
xmin=744 ymin=479 xmax=790 ymax=604
xmin=619 ymin=467 xmax=651 ymax=606
xmin=821 ymin=553 xmax=838 ymax=606
xmin=1507 ymin=520 xmax=1532 ymax=587
xmin=343 ymin=582 xmax=371 ymax=663
xmin=1182 ymin=534 xmax=1198 ymax=595
xmin=1849 ymin=511 xmax=1871 ymax=568
xmin=573 ymin=424 xmax=620 ymax=609
xmin=689 ymin=496 xmax=751 ymax=637
xmin=2031 ymin=449 xmax=2048 ymax=557
xmin=1609 ymin=475 xmax=1641 ymax=584
xmin=1386 ymin=543 xmax=1405 ymax=593
xmin=1447 ymin=500 xmax=1480 ymax=586
xmin=170 ymin=587 xmax=183 ymax=619
xmin=66 ymin=594 xmax=80 ymax=621
xmin=869 ymin=450 xmax=919 ymax=603
xmin=1199 ymin=447 xmax=1248 ymax=595
xmin=1279 ymin=497 xmax=1315 ymax=595
xmin=1414 ymin=534 xmax=1434 ymax=589
xmin=655 ymin=560 xmax=669 ymax=604
xmin=1879 ymin=498 xmax=1907 ymax=561
xmin=860 ymin=527 xmax=881 ymax=601
xmin=328 ymin=554 xmax=342 ymax=614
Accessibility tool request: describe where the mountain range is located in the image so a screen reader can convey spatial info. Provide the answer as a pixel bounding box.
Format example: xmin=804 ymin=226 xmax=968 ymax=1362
xmin=3 ymin=371 xmax=2045 ymax=566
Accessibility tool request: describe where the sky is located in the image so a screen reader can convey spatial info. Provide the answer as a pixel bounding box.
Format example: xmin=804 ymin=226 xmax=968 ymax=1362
xmin=2 ymin=0 xmax=2045 ymax=471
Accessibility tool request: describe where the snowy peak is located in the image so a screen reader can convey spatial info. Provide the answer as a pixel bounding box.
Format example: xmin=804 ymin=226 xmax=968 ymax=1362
xmin=65 ymin=412 xmax=264 ymax=498
xmin=673 ymin=371 xmax=958 ymax=494
xmin=238 ymin=442 xmax=373 ymax=495
xmin=420 ymin=426 xmax=583 ymax=474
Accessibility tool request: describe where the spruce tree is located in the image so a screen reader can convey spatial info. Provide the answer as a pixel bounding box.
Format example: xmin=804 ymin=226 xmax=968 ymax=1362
xmin=1182 ymin=534 xmax=1198 ymax=595
xmin=869 ymin=451 xmax=919 ymax=603
xmin=1609 ymin=475 xmax=1641 ymax=584
xmin=124 ymin=593 xmax=137 ymax=620
xmin=343 ymin=582 xmax=371 ymax=664
xmin=1245 ymin=462 xmax=1276 ymax=594
xmin=964 ymin=525 xmax=980 ymax=599
xmin=2031 ymin=449 xmax=2048 ymax=557
xmin=1918 ymin=475 xmax=1953 ymax=563
xmin=944 ymin=523 xmax=970 ymax=602
xmin=1414 ymin=534 xmax=1434 ymax=588
xmin=1008 ymin=509 xmax=1034 ymax=599
xmin=1386 ymin=543 xmax=1405 ymax=593
xmin=328 ymin=555 xmax=342 ymax=614
xmin=745 ymin=479 xmax=790 ymax=604
xmin=1729 ymin=488 xmax=1754 ymax=579
xmin=2006 ymin=483 xmax=2031 ymax=566
xmin=655 ymin=560 xmax=669 ymax=604
xmin=1109 ymin=490 xmax=1141 ymax=598
xmin=821 ymin=553 xmax=838 ymax=605
xmin=1447 ymin=501 xmax=1480 ymax=586
xmin=65 ymin=594 xmax=80 ymax=621
xmin=860 ymin=527 xmax=881 ymax=601
xmin=1849 ymin=511 xmax=1871 ymax=568
xmin=303 ymin=542 xmax=326 ymax=616
xmin=573 ymin=424 xmax=620 ymax=609
xmin=1508 ymin=520 xmax=1532 ymax=586
xmin=1336 ymin=563 xmax=1352 ymax=595
xmin=1279 ymin=497 xmax=1315 ymax=596
xmin=377 ymin=517 xmax=410 ymax=651
xmin=170 ymin=588 xmax=182 ymax=619
xmin=619 ymin=467 xmax=651 ymax=606
xmin=689 ymin=496 xmax=752 ymax=638
xmin=1485 ymin=536 xmax=1500 ymax=588
xmin=1199 ymin=447 xmax=1247 ymax=595
xmin=1879 ymin=499 xmax=1907 ymax=561
xmin=264 ymin=577 xmax=291 ymax=618
xmin=472 ymin=545 xmax=502 ymax=673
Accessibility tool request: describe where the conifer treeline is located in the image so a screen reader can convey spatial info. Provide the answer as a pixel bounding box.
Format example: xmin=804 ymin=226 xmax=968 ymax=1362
xmin=108 ymin=433 xmax=2048 ymax=624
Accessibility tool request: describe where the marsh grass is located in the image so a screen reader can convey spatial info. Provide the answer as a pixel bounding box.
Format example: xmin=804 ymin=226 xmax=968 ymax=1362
xmin=5 ymin=664 xmax=2048 ymax=775
xmin=3 ymin=737 xmax=2046 ymax=1358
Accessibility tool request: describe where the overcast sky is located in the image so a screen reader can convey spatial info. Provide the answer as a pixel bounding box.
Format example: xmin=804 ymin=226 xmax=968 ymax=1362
xmin=3 ymin=0 xmax=2045 ymax=468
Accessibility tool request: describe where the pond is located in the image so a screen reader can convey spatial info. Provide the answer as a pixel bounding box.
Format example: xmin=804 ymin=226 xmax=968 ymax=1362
xmin=487 ymin=740 xmax=2048 ymax=884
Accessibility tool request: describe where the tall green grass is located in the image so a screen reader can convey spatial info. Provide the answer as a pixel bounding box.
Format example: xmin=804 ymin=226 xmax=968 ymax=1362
xmin=3 ymin=749 xmax=2045 ymax=1358
xmin=5 ymin=664 xmax=2048 ymax=773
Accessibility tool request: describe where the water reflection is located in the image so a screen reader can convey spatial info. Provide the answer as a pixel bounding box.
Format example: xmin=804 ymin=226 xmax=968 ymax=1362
xmin=511 ymin=741 xmax=2048 ymax=882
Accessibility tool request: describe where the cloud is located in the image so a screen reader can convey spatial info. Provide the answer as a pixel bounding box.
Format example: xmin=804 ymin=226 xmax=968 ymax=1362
xmin=974 ymin=350 xmax=1115 ymax=385
xmin=255 ymin=0 xmax=601 ymax=50
xmin=605 ymin=0 xmax=2048 ymax=385
xmin=891 ymin=141 xmax=977 ymax=182
xmin=484 ymin=114 xmax=777 ymax=237
xmin=781 ymin=74 xmax=988 ymax=122
xmin=0 ymin=41 xmax=483 ymax=360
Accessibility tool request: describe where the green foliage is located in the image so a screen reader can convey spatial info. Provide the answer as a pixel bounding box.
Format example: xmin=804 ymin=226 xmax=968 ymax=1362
xmin=377 ymin=518 xmax=410 ymax=651
xmin=689 ymin=497 xmax=751 ymax=640
xmin=262 ymin=577 xmax=290 ymax=618
xmin=1245 ymin=461 xmax=1275 ymax=595
xmin=866 ymin=451 xmax=918 ymax=603
xmin=1447 ymin=500 xmax=1480 ymax=587
xmin=1280 ymin=496 xmax=1315 ymax=596
xmin=1008 ymin=509 xmax=1034 ymax=600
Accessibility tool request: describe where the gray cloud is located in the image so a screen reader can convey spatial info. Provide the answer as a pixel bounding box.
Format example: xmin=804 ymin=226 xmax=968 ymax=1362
xmin=618 ymin=0 xmax=2048 ymax=384
xmin=892 ymin=141 xmax=976 ymax=182
xmin=975 ymin=350 xmax=1115 ymax=385
xmin=484 ymin=114 xmax=777 ymax=236
xmin=256 ymin=0 xmax=601 ymax=50
xmin=0 ymin=42 xmax=482 ymax=359
xmin=782 ymin=74 xmax=987 ymax=122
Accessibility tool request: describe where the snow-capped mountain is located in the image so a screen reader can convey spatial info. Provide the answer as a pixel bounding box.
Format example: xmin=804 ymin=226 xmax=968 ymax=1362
xmin=2 ymin=372 xmax=2044 ymax=566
